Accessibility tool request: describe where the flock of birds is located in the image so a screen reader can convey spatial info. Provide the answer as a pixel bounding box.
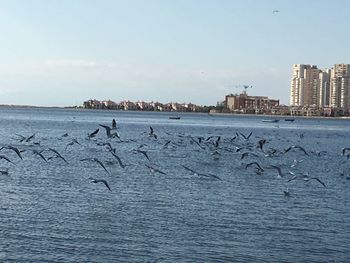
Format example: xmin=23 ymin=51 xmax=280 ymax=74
xmin=0 ymin=117 xmax=349 ymax=196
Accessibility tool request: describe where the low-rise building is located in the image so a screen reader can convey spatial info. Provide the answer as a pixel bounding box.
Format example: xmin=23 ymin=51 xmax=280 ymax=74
xmin=225 ymin=92 xmax=279 ymax=113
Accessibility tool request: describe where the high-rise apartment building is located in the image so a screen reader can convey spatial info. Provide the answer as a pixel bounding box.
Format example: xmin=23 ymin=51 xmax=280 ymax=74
xmin=330 ymin=64 xmax=350 ymax=109
xmin=290 ymin=64 xmax=320 ymax=106
xmin=290 ymin=64 xmax=350 ymax=109
xmin=319 ymin=69 xmax=331 ymax=107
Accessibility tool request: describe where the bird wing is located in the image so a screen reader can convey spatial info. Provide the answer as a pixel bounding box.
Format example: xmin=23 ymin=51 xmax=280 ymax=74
xmin=101 ymin=180 xmax=112 ymax=191
xmin=99 ymin=125 xmax=111 ymax=137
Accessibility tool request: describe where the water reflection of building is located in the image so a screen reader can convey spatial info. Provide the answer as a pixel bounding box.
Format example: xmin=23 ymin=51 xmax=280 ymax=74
xmin=225 ymin=91 xmax=279 ymax=113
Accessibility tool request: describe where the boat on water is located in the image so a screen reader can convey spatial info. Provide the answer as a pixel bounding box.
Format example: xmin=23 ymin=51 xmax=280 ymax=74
xmin=169 ymin=116 xmax=181 ymax=120
xmin=262 ymin=119 xmax=279 ymax=123
xmin=284 ymin=118 xmax=295 ymax=122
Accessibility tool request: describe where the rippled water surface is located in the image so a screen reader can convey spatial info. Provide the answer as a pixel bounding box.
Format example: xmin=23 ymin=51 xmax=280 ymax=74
xmin=0 ymin=107 xmax=349 ymax=262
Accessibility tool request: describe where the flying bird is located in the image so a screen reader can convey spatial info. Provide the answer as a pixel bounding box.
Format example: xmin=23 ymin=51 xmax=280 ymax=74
xmin=89 ymin=178 xmax=112 ymax=191
xmin=284 ymin=145 xmax=308 ymax=155
xmin=272 ymin=10 xmax=280 ymax=14
xmin=88 ymin=128 xmax=99 ymax=139
xmin=32 ymin=150 xmax=47 ymax=162
xmin=145 ymin=164 xmax=167 ymax=175
xmin=46 ymin=148 xmax=68 ymax=163
xmin=112 ymin=119 xmax=117 ymax=129
xmin=0 ymin=145 xmax=23 ymax=160
xmin=0 ymin=155 xmax=14 ymax=164
xmin=99 ymin=124 xmax=120 ymax=139
xmin=81 ymin=158 xmax=110 ymax=174
xmin=110 ymin=151 xmax=126 ymax=168
xmin=149 ymin=126 xmax=157 ymax=139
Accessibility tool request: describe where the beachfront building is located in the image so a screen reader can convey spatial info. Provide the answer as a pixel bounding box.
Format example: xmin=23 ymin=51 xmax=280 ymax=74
xmin=290 ymin=64 xmax=350 ymax=111
xmin=225 ymin=92 xmax=279 ymax=113
xmin=290 ymin=64 xmax=321 ymax=107
xmin=330 ymin=64 xmax=350 ymax=109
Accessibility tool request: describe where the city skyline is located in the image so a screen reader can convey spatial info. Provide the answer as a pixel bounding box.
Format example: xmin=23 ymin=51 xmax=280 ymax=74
xmin=290 ymin=63 xmax=350 ymax=110
xmin=1 ymin=0 xmax=350 ymax=107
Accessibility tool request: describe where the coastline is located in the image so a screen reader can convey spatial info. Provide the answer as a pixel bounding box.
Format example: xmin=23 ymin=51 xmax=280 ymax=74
xmin=1 ymin=104 xmax=350 ymax=119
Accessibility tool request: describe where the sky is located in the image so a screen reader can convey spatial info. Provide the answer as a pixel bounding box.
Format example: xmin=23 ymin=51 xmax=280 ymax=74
xmin=0 ymin=0 xmax=350 ymax=107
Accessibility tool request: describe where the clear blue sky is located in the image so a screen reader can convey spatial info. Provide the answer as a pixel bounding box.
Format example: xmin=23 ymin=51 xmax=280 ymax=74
xmin=0 ymin=0 xmax=349 ymax=106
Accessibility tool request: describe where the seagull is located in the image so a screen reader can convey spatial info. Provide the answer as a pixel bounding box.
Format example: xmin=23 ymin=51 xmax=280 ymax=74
xmin=88 ymin=128 xmax=99 ymax=139
xmin=112 ymin=119 xmax=117 ymax=129
xmin=0 ymin=145 xmax=23 ymax=160
xmin=149 ymin=126 xmax=157 ymax=139
xmin=65 ymin=138 xmax=81 ymax=151
xmin=268 ymin=165 xmax=283 ymax=177
xmin=15 ymin=133 xmax=36 ymax=143
xmin=257 ymin=139 xmax=267 ymax=152
xmin=273 ymin=10 xmax=280 ymax=14
xmin=109 ymin=151 xmax=126 ymax=168
xmin=284 ymin=145 xmax=308 ymax=155
xmin=32 ymin=150 xmax=47 ymax=162
xmin=239 ymin=131 xmax=252 ymax=140
xmin=308 ymin=177 xmax=327 ymax=188
xmin=81 ymin=158 xmax=110 ymax=174
xmin=136 ymin=149 xmax=150 ymax=162
xmin=47 ymin=148 xmax=68 ymax=163
xmin=89 ymin=177 xmax=111 ymax=191
xmin=0 ymin=168 xmax=9 ymax=175
xmin=145 ymin=164 xmax=167 ymax=175
xmin=0 ymin=155 xmax=14 ymax=164
xmin=182 ymin=165 xmax=221 ymax=180
xmin=99 ymin=124 xmax=120 ymax=139
xmin=245 ymin=162 xmax=264 ymax=172
xmin=342 ymin=148 xmax=350 ymax=156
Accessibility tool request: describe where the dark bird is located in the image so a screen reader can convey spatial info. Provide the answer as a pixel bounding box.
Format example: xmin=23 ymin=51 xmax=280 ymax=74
xmin=272 ymin=9 xmax=280 ymax=14
xmin=0 ymin=155 xmax=14 ymax=164
xmin=257 ymin=139 xmax=267 ymax=152
xmin=102 ymin=142 xmax=116 ymax=153
xmin=245 ymin=162 xmax=264 ymax=172
xmin=110 ymin=151 xmax=126 ymax=168
xmin=239 ymin=131 xmax=253 ymax=140
xmin=47 ymin=148 xmax=68 ymax=163
xmin=284 ymin=145 xmax=308 ymax=155
xmin=88 ymin=128 xmax=99 ymax=139
xmin=15 ymin=133 xmax=36 ymax=143
xmin=65 ymin=138 xmax=81 ymax=151
xmin=145 ymin=164 xmax=167 ymax=175
xmin=0 ymin=169 xmax=9 ymax=175
xmin=89 ymin=178 xmax=111 ymax=191
xmin=268 ymin=165 xmax=283 ymax=177
xmin=112 ymin=119 xmax=117 ymax=129
xmin=32 ymin=150 xmax=47 ymax=162
xmin=81 ymin=158 xmax=110 ymax=174
xmin=342 ymin=148 xmax=350 ymax=156
xmin=61 ymin=133 xmax=69 ymax=137
xmin=283 ymin=188 xmax=290 ymax=197
xmin=136 ymin=149 xmax=150 ymax=161
xmin=182 ymin=165 xmax=221 ymax=180
xmin=0 ymin=145 xmax=23 ymax=160
xmin=149 ymin=126 xmax=157 ymax=139
xmin=308 ymin=177 xmax=327 ymax=188
xmin=99 ymin=124 xmax=120 ymax=139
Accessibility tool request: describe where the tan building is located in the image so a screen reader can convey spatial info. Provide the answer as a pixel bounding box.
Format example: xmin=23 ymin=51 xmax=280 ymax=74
xmin=225 ymin=92 xmax=279 ymax=113
xmin=290 ymin=64 xmax=320 ymax=106
xmin=330 ymin=64 xmax=350 ymax=109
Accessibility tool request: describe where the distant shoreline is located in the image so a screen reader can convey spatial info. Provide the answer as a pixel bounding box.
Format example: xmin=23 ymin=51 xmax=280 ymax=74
xmin=1 ymin=104 xmax=350 ymax=119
